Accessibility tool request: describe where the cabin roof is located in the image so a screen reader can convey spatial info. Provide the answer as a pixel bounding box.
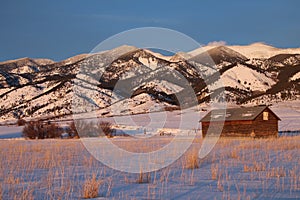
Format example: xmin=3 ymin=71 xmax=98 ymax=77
xmin=200 ymin=106 xmax=280 ymax=122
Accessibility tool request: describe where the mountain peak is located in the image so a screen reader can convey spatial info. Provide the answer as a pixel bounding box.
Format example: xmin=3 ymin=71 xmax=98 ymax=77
xmin=190 ymin=45 xmax=248 ymax=65
xmin=0 ymin=57 xmax=31 ymax=65
xmin=1 ymin=43 xmax=300 ymax=122
xmin=249 ymin=42 xmax=275 ymax=47
xmin=107 ymin=45 xmax=138 ymax=55
xmin=229 ymin=43 xmax=300 ymax=59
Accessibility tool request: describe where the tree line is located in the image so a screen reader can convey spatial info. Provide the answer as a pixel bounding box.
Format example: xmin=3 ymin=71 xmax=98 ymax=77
xmin=20 ymin=119 xmax=115 ymax=139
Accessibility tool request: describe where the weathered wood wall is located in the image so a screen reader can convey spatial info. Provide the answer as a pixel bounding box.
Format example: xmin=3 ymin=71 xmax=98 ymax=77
xmin=202 ymin=108 xmax=278 ymax=138
xmin=252 ymin=110 xmax=278 ymax=137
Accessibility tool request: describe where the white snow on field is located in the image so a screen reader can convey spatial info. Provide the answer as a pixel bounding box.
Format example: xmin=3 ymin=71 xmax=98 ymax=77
xmin=96 ymin=101 xmax=300 ymax=135
xmin=221 ymin=64 xmax=275 ymax=91
xmin=0 ymin=126 xmax=23 ymax=139
xmin=1 ymin=98 xmax=300 ymax=140
xmin=0 ymin=135 xmax=299 ymax=199
xmin=271 ymin=100 xmax=300 ymax=131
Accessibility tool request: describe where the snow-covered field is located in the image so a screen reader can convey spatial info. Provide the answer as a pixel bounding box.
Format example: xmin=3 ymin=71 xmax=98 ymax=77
xmin=0 ymin=126 xmax=23 ymax=139
xmin=0 ymin=136 xmax=299 ymax=199
xmin=271 ymin=100 xmax=300 ymax=131
xmin=1 ymin=101 xmax=300 ymax=139
xmin=0 ymin=105 xmax=300 ymax=199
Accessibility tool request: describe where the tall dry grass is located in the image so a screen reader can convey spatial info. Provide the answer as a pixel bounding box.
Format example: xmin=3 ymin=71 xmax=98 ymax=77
xmin=82 ymin=174 xmax=103 ymax=199
xmin=0 ymin=183 xmax=2 ymax=200
xmin=0 ymin=135 xmax=299 ymax=199
xmin=184 ymin=150 xmax=199 ymax=169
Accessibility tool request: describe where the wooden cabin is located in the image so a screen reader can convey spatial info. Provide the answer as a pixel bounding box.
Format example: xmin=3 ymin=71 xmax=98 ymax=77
xmin=200 ymin=106 xmax=280 ymax=138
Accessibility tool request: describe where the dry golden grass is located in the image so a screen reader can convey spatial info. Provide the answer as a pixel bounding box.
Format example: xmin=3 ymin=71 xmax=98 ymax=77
xmin=209 ymin=136 xmax=300 ymax=195
xmin=266 ymin=167 xmax=286 ymax=178
xmin=230 ymin=148 xmax=238 ymax=159
xmin=82 ymin=174 xmax=103 ymax=199
xmin=0 ymin=184 xmax=2 ymax=200
xmin=211 ymin=164 xmax=219 ymax=180
xmin=137 ymin=171 xmax=151 ymax=184
xmin=4 ymin=174 xmax=20 ymax=184
xmin=0 ymin=135 xmax=299 ymax=199
xmin=0 ymin=140 xmax=96 ymax=199
xmin=112 ymin=136 xmax=173 ymax=153
xmin=184 ymin=150 xmax=199 ymax=169
xmin=14 ymin=189 xmax=34 ymax=200
xmin=243 ymin=162 xmax=266 ymax=172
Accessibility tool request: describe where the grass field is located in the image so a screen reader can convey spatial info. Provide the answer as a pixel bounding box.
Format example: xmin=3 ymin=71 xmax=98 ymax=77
xmin=0 ymin=135 xmax=299 ymax=199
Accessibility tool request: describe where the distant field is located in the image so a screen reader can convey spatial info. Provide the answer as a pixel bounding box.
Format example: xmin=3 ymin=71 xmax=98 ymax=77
xmin=0 ymin=136 xmax=299 ymax=199
xmin=1 ymin=103 xmax=300 ymax=140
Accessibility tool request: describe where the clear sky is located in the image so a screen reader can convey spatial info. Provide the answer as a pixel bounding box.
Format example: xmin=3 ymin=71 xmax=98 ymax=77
xmin=1 ymin=0 xmax=300 ymax=62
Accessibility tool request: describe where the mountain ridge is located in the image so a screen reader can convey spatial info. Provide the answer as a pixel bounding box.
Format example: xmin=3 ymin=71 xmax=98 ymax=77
xmin=1 ymin=43 xmax=300 ymax=122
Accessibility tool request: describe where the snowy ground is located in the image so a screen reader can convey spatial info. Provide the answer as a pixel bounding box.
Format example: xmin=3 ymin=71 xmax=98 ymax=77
xmin=0 ymin=136 xmax=299 ymax=199
xmin=1 ymin=102 xmax=300 ymax=139
xmin=0 ymin=104 xmax=300 ymax=198
xmin=271 ymin=100 xmax=300 ymax=131
xmin=0 ymin=126 xmax=23 ymax=139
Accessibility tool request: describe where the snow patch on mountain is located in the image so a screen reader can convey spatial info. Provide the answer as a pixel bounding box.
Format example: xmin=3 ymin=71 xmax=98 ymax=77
xmin=221 ymin=64 xmax=275 ymax=91
xmin=103 ymin=93 xmax=175 ymax=116
xmin=140 ymin=80 xmax=184 ymax=95
xmin=229 ymin=43 xmax=300 ymax=59
xmin=189 ymin=43 xmax=300 ymax=59
xmin=138 ymin=57 xmax=159 ymax=70
xmin=290 ymin=72 xmax=300 ymax=81
xmin=144 ymin=49 xmax=172 ymax=61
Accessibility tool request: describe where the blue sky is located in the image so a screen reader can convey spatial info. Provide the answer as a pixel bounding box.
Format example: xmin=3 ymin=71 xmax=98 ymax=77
xmin=1 ymin=0 xmax=299 ymax=61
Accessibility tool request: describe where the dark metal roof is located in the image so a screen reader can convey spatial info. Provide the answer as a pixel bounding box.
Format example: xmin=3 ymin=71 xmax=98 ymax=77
xmin=200 ymin=106 xmax=280 ymax=122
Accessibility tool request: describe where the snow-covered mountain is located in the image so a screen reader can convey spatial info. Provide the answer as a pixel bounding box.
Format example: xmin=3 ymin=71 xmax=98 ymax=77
xmin=1 ymin=43 xmax=300 ymax=122
xmin=190 ymin=42 xmax=300 ymax=59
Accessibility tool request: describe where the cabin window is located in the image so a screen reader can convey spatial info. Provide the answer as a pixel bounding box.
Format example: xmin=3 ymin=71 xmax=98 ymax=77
xmin=263 ymin=111 xmax=269 ymax=120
